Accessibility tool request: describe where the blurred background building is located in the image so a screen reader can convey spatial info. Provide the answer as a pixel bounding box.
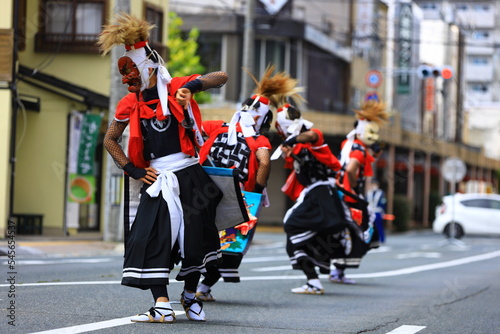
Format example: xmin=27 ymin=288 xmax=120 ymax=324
xmin=1 ymin=0 xmax=499 ymax=240
xmin=415 ymin=0 xmax=500 ymax=160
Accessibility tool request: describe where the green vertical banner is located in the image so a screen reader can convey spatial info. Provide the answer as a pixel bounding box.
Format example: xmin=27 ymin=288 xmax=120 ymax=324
xmin=77 ymin=114 xmax=102 ymax=175
xmin=397 ymin=3 xmax=413 ymax=95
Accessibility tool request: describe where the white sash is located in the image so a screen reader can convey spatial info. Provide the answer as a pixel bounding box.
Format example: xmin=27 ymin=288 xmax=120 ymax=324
xmin=146 ymin=153 xmax=199 ymax=257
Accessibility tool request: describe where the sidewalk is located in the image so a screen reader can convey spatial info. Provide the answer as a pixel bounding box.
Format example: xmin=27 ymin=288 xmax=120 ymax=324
xmin=0 ymin=232 xmax=124 ymax=257
xmin=0 ymin=225 xmax=284 ymax=257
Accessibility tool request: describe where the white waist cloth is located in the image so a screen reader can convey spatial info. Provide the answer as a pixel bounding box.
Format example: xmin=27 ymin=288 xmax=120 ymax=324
xmin=146 ymin=153 xmax=200 ymax=257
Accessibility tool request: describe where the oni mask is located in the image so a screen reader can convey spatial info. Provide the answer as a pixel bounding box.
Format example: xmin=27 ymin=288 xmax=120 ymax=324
xmin=356 ymin=120 xmax=380 ymax=146
xmin=118 ymin=56 xmax=141 ymax=93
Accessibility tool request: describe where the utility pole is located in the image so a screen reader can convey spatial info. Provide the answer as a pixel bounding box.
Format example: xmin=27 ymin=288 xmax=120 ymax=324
xmin=9 ymin=0 xmax=19 ymax=222
xmin=455 ymin=29 xmax=465 ymax=143
xmin=103 ymin=0 xmax=130 ymax=242
xmin=239 ymin=0 xmax=256 ymax=102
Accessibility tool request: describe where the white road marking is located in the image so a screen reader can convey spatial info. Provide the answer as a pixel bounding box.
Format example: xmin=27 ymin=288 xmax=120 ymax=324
xmin=1 ymin=258 xmax=114 ymax=266
xmin=250 ymin=250 xmax=500 ymax=277
xmin=3 ymin=281 xmax=122 ymax=287
xmin=242 ymin=255 xmax=290 ymax=263
xmin=252 ymin=265 xmax=292 ymax=272
xmin=28 ymin=312 xmax=186 ymax=334
xmin=386 ymin=325 xmax=426 ymax=333
xmin=12 ymin=251 xmax=500 ymax=334
xmin=28 ymin=317 xmax=134 ymax=334
xmin=249 ymin=242 xmax=286 ymax=250
xmin=366 ymin=245 xmax=392 ymax=253
xmin=396 ymin=252 xmax=442 ymax=259
xmin=3 ymin=250 xmax=500 ymax=288
xmin=350 ymin=250 xmax=500 ymax=278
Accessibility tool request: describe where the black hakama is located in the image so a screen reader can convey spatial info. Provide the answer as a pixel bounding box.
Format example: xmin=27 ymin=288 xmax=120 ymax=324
xmin=122 ymin=164 xmax=222 ymax=289
xmin=285 ymin=184 xmax=346 ymax=273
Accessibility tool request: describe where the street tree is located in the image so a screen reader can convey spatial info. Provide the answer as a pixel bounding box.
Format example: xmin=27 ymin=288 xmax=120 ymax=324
xmin=167 ymin=12 xmax=210 ymax=103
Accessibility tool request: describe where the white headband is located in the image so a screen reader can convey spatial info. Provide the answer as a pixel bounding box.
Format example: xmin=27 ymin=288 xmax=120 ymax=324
xmin=340 ymin=119 xmax=371 ymax=165
xmin=276 ymin=106 xmax=313 ymax=138
xmin=355 ymin=119 xmax=369 ymax=136
xmin=125 ymin=45 xmax=173 ymax=116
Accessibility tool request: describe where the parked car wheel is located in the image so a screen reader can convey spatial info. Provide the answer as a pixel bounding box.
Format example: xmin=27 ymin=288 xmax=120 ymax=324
xmin=443 ymin=222 xmax=464 ymax=239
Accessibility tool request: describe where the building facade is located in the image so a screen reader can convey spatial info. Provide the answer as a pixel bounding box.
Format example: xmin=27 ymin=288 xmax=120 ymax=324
xmin=1 ymin=0 xmax=170 ymax=237
xmin=0 ymin=2 xmax=14 ymax=238
xmin=2 ymin=0 xmax=500 ymax=239
xmin=414 ymin=0 xmax=500 ymax=161
xmin=174 ymin=0 xmax=500 ymax=229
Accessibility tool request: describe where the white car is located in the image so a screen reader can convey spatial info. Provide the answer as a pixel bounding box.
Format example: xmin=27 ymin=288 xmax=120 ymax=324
xmin=432 ymin=193 xmax=500 ymax=239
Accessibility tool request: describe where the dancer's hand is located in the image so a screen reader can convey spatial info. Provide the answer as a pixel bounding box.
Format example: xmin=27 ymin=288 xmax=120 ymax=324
xmin=176 ymin=88 xmax=192 ymax=107
xmin=140 ymin=167 xmax=158 ymax=184
xmin=280 ymin=145 xmax=293 ymax=157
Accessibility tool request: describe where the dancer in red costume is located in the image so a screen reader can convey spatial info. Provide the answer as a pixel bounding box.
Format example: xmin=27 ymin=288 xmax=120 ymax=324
xmin=330 ymin=100 xmax=389 ymax=284
xmin=196 ymin=66 xmax=302 ymax=301
xmin=274 ymin=104 xmax=347 ymax=294
xmin=99 ymin=13 xmax=227 ymax=323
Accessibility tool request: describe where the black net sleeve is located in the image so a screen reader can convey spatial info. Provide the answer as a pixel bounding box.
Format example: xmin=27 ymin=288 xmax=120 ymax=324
xmin=103 ymin=120 xmax=130 ymax=169
xmin=255 ymin=148 xmax=271 ymax=187
xmin=198 ymin=71 xmax=228 ymax=91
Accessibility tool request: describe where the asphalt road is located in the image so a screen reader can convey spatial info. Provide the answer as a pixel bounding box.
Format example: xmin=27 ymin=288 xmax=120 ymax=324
xmin=1 ymin=230 xmax=500 ymax=334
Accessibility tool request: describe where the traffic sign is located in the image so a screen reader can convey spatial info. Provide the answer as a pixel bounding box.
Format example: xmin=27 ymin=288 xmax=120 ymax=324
xmin=365 ymin=91 xmax=379 ymax=101
xmin=365 ymin=70 xmax=383 ymax=88
xmin=441 ymin=157 xmax=466 ymax=183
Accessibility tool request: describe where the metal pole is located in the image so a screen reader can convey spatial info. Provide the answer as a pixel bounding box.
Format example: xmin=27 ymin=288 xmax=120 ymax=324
xmin=450 ymin=173 xmax=456 ymax=239
xmin=439 ymin=158 xmax=466 ymax=248
xmin=103 ymin=0 xmax=130 ymax=242
xmin=9 ymin=0 xmax=19 ymax=220
xmin=239 ymin=0 xmax=256 ymax=102
xmin=446 ymin=167 xmax=466 ymax=247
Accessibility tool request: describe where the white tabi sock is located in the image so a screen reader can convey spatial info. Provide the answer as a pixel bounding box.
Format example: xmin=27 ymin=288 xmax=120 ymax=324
xmin=154 ymin=301 xmax=172 ymax=314
xmin=307 ymin=278 xmax=323 ymax=289
xmin=197 ymin=283 xmax=211 ymax=293
xmin=330 ymin=268 xmax=343 ymax=277
xmin=183 ymin=290 xmax=196 ymax=300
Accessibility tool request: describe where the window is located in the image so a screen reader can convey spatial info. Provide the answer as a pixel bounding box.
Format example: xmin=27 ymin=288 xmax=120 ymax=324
xmin=471 ymin=30 xmax=490 ymax=40
xmin=253 ymin=38 xmax=288 ymax=79
xmin=145 ymin=3 xmax=166 ymax=58
xmin=35 ymin=0 xmax=106 ymax=53
xmin=456 ymin=4 xmax=468 ymax=11
xmin=462 ymin=199 xmax=489 ymax=208
xmin=463 ymin=199 xmax=500 ymax=210
xmin=469 ymin=83 xmax=489 ymax=93
xmin=265 ymin=40 xmax=286 ymax=72
xmin=469 ymin=56 xmax=489 ymax=65
xmin=420 ymin=3 xmax=437 ymax=10
xmin=489 ymin=200 xmax=500 ymax=210
xmin=197 ymin=33 xmax=223 ymax=96
xmin=472 ymin=4 xmax=490 ymax=12
xmin=198 ymin=33 xmax=222 ymax=72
